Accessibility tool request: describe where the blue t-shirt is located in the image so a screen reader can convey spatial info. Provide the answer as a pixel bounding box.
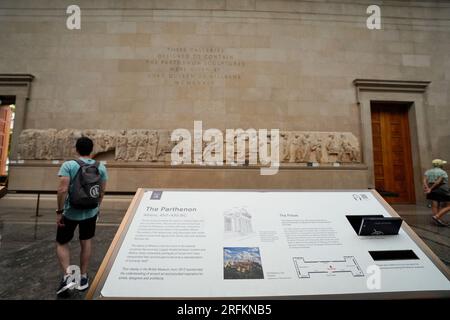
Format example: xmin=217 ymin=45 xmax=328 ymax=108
xmin=424 ymin=167 xmax=448 ymax=184
xmin=58 ymin=158 xmax=108 ymax=221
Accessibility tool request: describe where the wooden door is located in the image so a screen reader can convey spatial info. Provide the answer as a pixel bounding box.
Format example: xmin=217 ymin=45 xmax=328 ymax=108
xmin=371 ymin=103 xmax=415 ymax=204
xmin=0 ymin=106 xmax=12 ymax=176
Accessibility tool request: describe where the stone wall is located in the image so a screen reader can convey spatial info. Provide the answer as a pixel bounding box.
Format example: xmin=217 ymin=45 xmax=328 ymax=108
xmin=1 ymin=0 xmax=449 ymax=194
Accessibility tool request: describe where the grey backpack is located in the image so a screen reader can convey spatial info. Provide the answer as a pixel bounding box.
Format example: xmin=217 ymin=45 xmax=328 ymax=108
xmin=69 ymin=159 xmax=102 ymax=209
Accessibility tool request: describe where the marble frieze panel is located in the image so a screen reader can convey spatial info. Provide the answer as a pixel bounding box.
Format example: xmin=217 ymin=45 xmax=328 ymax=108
xmin=16 ymin=129 xmax=361 ymax=164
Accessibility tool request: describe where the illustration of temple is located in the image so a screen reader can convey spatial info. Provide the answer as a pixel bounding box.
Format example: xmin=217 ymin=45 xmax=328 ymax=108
xmin=224 ymin=208 xmax=253 ymax=235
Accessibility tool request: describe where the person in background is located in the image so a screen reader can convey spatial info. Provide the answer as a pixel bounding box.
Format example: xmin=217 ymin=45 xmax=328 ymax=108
xmin=423 ymin=159 xmax=449 ymax=226
xmin=433 ymin=203 xmax=450 ymax=227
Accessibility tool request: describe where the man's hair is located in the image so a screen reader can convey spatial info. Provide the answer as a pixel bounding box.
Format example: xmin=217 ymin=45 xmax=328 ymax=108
xmin=75 ymin=137 xmax=94 ymax=156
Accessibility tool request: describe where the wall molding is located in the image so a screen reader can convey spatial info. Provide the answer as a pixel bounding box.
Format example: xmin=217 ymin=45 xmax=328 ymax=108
xmin=0 ymin=74 xmax=35 ymax=99
xmin=353 ymin=79 xmax=430 ymax=104
xmin=0 ymin=74 xmax=35 ymax=159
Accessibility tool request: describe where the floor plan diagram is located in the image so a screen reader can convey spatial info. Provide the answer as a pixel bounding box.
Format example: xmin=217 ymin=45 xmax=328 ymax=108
xmin=293 ymin=256 xmax=364 ymax=278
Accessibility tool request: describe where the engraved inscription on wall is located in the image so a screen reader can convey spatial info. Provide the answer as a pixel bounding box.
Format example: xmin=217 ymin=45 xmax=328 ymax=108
xmin=149 ymin=48 xmax=244 ymax=86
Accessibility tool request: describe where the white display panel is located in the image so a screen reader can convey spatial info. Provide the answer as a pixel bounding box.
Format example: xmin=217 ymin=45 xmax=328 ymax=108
xmin=98 ymin=190 xmax=450 ymax=298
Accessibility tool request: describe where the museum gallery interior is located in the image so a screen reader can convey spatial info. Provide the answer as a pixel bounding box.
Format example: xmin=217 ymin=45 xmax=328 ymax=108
xmin=0 ymin=0 xmax=449 ymax=301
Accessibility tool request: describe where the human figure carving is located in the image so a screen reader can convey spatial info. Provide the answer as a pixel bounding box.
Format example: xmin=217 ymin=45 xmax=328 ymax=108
xmin=311 ymin=138 xmax=323 ymax=163
xmin=146 ymin=131 xmax=160 ymax=161
xmin=136 ymin=130 xmax=149 ymax=161
xmin=288 ymin=134 xmax=300 ymax=163
xmin=35 ymin=129 xmax=56 ymax=159
xmin=338 ymin=134 xmax=359 ymax=163
xmin=299 ymin=134 xmax=311 ymax=162
xmin=126 ymin=130 xmax=139 ymax=161
xmin=90 ymin=130 xmax=104 ymax=157
xmin=63 ymin=130 xmax=82 ymax=159
xmin=345 ymin=141 xmax=359 ymax=162
xmin=115 ymin=130 xmax=128 ymax=160
xmin=280 ymin=132 xmax=290 ymax=162
xmin=337 ymin=134 xmax=348 ymax=162
xmin=53 ymin=130 xmax=67 ymax=159
xmin=326 ymin=134 xmax=339 ymax=155
xmin=17 ymin=129 xmax=37 ymax=159
xmin=104 ymin=131 xmax=117 ymax=155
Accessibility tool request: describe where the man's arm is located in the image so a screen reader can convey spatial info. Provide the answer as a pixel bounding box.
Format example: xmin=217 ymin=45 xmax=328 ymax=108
xmin=56 ymin=176 xmax=70 ymax=226
xmin=427 ymin=176 xmax=443 ymax=193
xmin=423 ymin=176 xmax=430 ymax=192
xmin=99 ymin=181 xmax=107 ymax=206
xmin=57 ymin=176 xmax=70 ymax=210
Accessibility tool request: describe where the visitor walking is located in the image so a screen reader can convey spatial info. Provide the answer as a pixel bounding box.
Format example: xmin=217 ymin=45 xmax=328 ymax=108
xmin=423 ymin=159 xmax=449 ymax=226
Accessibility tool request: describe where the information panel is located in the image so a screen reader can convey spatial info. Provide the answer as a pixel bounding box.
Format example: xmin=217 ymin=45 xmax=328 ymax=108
xmin=89 ymin=189 xmax=450 ymax=299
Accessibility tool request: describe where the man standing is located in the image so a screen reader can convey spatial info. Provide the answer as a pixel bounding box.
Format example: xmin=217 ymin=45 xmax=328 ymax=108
xmin=56 ymin=137 xmax=108 ymax=295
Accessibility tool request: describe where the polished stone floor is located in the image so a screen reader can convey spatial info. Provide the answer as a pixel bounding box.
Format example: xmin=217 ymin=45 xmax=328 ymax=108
xmin=0 ymin=198 xmax=448 ymax=300
xmin=392 ymin=204 xmax=450 ymax=267
xmin=0 ymin=208 xmax=121 ymax=300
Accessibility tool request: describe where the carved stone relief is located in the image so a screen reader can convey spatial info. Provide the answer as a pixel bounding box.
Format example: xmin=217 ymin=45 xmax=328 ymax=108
xmin=16 ymin=129 xmax=361 ymax=164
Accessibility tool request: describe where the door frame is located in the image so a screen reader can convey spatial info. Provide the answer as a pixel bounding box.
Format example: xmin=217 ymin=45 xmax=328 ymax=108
xmin=370 ymin=101 xmax=416 ymax=204
xmin=354 ymin=79 xmax=431 ymax=204
xmin=0 ymin=105 xmax=13 ymax=175
xmin=0 ymin=74 xmax=34 ymax=159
